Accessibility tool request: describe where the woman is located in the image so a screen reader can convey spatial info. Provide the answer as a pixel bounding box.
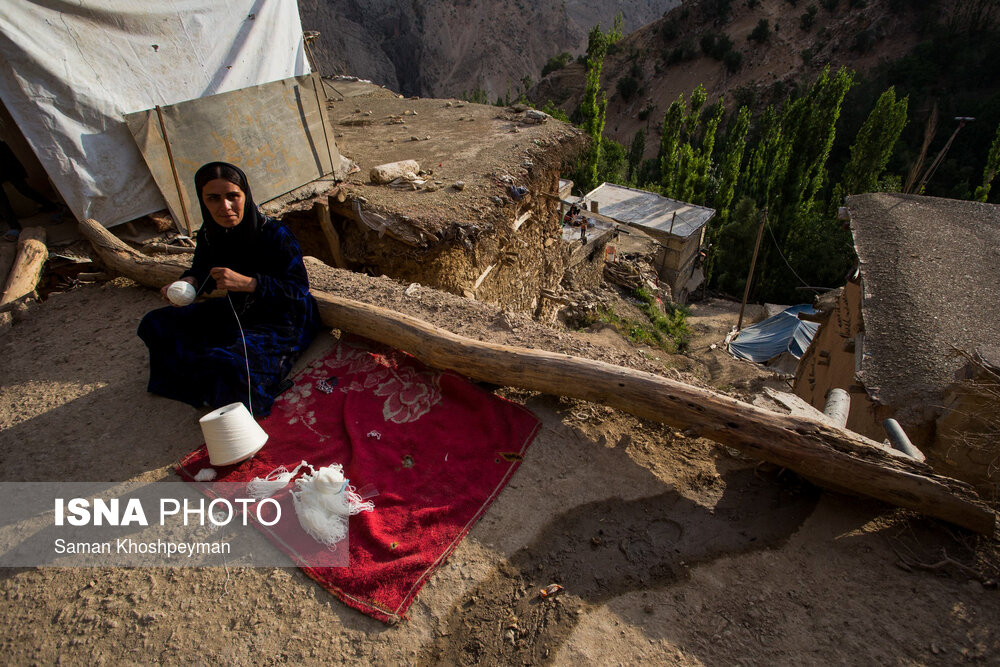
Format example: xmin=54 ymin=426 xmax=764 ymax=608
xmin=138 ymin=162 xmax=322 ymax=416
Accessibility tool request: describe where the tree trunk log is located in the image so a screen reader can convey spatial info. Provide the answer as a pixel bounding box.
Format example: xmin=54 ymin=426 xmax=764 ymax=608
xmin=141 ymin=242 xmax=196 ymax=256
xmin=0 ymin=226 xmax=48 ymax=306
xmin=80 ymin=218 xmax=188 ymax=289
xmin=313 ymin=200 xmax=347 ymax=268
xmin=78 ymin=218 xmax=997 ymax=534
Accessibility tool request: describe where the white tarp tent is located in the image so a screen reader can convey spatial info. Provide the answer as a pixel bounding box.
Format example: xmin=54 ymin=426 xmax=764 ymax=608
xmin=0 ymin=0 xmax=310 ymax=227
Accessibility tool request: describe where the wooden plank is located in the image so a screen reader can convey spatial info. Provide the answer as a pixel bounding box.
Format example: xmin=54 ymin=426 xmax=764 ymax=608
xmin=472 ymin=263 xmax=497 ymax=291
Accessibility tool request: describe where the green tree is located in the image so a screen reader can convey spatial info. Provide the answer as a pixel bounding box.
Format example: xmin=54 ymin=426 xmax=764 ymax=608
xmin=781 ymin=66 xmax=855 ymax=212
xmin=575 ymin=15 xmax=624 ymax=191
xmin=830 ymin=86 xmax=908 ymax=208
xmin=541 ymin=52 xmax=572 ymax=78
xmin=658 ymin=95 xmax=685 ymax=195
xmin=749 ymin=19 xmax=771 ymax=43
xmin=627 ymin=128 xmax=646 ymax=184
xmin=715 ymin=105 xmax=751 ymax=220
xmin=710 ymin=67 xmax=856 ymax=301
xmin=656 ymin=86 xmax=723 ymax=204
xmin=974 ymin=120 xmax=1000 ymax=202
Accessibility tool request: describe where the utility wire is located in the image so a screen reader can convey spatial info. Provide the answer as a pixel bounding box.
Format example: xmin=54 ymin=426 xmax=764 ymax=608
xmin=764 ymin=218 xmax=811 ymax=289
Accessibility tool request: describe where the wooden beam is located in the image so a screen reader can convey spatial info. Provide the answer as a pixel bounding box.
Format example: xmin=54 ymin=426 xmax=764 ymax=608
xmin=1 ymin=226 xmax=48 ymax=306
xmin=305 ymin=278 xmax=995 ymax=535
xmin=472 ymin=263 xmax=496 ymax=292
xmin=513 ymin=211 xmax=532 ymax=231
xmin=141 ymin=242 xmax=195 ymax=256
xmin=315 ymin=199 xmax=347 ymax=269
xmin=79 ymin=218 xmax=189 ymax=289
xmin=327 ymin=198 xmax=423 ymax=247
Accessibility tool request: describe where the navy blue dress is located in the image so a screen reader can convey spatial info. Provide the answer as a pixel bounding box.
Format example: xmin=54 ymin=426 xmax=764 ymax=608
xmin=138 ymin=219 xmax=321 ymax=416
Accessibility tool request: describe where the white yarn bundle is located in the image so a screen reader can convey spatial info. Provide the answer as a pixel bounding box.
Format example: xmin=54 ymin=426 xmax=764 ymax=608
xmin=291 ymin=464 xmax=375 ymax=548
xmin=199 ymin=402 xmax=268 ymax=466
xmin=245 ymin=461 xmax=374 ymax=549
xmin=193 ymin=467 xmax=217 ymax=482
xmin=166 ymin=280 xmax=197 ymax=306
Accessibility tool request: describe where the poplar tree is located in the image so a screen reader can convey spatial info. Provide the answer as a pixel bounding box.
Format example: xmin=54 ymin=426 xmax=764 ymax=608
xmin=658 ymin=95 xmax=685 ymax=195
xmin=627 ymin=128 xmax=646 ymax=185
xmin=714 ymin=105 xmax=751 ymax=220
xmin=577 ymin=16 xmax=623 ymax=191
xmin=657 ymin=85 xmax=722 ymax=204
xmin=831 ymin=86 xmax=908 ymax=208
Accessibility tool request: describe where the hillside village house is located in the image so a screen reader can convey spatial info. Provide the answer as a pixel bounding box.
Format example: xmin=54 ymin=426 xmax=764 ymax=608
xmin=794 ymin=192 xmax=1000 ymax=487
xmin=573 ymin=183 xmax=714 ymax=303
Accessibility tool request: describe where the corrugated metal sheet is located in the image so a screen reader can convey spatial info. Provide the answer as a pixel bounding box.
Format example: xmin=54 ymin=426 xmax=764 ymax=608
xmin=583 ymin=183 xmax=715 ymax=241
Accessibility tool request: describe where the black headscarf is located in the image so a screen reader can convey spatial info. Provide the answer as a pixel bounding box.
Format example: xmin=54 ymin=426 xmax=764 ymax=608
xmin=192 ymin=162 xmax=270 ymax=279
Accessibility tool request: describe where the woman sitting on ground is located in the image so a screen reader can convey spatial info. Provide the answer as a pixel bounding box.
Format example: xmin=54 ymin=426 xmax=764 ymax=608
xmin=137 ymin=161 xmax=322 ymax=416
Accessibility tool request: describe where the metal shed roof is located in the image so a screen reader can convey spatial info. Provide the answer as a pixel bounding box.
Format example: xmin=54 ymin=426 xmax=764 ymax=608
xmin=583 ymin=183 xmax=715 ymax=240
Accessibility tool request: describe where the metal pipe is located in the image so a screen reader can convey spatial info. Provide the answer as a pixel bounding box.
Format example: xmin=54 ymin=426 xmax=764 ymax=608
xmin=883 ymin=418 xmax=926 ymax=462
xmin=823 ymin=388 xmax=850 ymax=428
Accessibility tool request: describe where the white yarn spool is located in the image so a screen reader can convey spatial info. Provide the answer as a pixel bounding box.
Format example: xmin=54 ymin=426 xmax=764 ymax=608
xmin=199 ymin=402 xmax=268 ymax=466
xmin=167 ymin=280 xmax=197 ymax=306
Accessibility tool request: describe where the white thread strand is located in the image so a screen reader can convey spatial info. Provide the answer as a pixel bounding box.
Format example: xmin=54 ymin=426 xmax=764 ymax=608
xmin=227 ymin=293 xmax=253 ymax=415
xmin=246 ymin=461 xmax=308 ymax=500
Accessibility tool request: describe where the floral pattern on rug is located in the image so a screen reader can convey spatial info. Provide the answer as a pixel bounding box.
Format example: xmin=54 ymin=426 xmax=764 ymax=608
xmin=283 ymin=339 xmax=443 ymax=430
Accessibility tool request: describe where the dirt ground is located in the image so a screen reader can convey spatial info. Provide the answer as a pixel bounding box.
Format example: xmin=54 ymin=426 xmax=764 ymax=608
xmin=0 ymin=252 xmax=998 ymax=664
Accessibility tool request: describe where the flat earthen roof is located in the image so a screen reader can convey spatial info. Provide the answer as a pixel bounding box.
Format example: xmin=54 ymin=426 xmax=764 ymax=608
xmin=325 ymin=81 xmax=587 ymax=247
xmin=847 ymin=193 xmax=1000 ymax=413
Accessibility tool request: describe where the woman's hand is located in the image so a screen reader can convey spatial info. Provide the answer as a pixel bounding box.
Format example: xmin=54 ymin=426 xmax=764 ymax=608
xmin=209 ymin=267 xmax=257 ymax=293
xmin=161 ymin=276 xmax=197 ymax=303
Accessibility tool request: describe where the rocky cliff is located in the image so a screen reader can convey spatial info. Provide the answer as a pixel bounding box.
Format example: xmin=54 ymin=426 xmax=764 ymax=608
xmin=298 ymin=0 xmax=679 ymax=98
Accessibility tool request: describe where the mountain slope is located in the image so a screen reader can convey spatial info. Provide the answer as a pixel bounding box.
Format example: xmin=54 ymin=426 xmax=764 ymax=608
xmin=298 ymin=0 xmax=680 ymax=98
xmin=535 ymin=0 xmax=942 ymax=159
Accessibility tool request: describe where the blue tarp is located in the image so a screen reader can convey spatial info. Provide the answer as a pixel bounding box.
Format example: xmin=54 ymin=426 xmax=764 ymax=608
xmin=729 ymin=305 xmax=819 ymax=364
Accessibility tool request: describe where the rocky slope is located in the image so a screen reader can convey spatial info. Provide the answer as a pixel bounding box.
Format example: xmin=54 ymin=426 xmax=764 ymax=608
xmin=298 ymin=0 xmax=680 ymax=98
xmin=531 ymin=0 xmax=983 ymax=162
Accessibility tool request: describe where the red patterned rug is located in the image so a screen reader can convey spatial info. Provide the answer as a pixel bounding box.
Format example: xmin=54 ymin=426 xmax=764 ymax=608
xmin=177 ymin=336 xmax=540 ymax=623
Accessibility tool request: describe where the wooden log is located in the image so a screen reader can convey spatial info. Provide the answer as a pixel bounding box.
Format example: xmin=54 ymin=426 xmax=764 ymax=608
xmin=327 ymin=198 xmax=423 ymax=247
xmin=79 ymin=218 xmax=188 ymax=289
xmin=0 ymin=226 xmax=48 ymax=306
xmin=314 ymin=200 xmax=347 ymax=269
xmin=76 ymin=218 xmax=997 ymax=534
xmin=141 ymin=242 xmax=196 ymax=256
xmin=307 ymin=285 xmax=996 ymax=535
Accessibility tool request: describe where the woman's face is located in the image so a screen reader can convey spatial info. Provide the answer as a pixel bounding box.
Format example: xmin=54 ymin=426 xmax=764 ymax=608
xmin=201 ymin=178 xmax=245 ymax=228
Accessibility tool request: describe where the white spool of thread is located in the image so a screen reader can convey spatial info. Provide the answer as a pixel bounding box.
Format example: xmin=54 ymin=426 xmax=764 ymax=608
xmin=199 ymin=402 xmax=268 ymax=466
xmin=167 ymin=280 xmax=197 ymax=306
